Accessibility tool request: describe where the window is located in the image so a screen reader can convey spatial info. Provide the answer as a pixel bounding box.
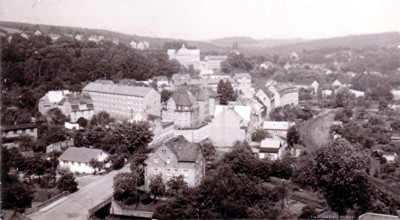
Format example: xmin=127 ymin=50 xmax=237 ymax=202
xmin=154 ymin=168 xmax=159 ymax=175
xmin=162 ymin=149 xmax=166 ymax=154
xmin=183 ymin=169 xmax=189 ymax=177
xmin=166 ymin=158 xmax=170 ymax=164
xmin=154 ymin=157 xmax=158 ymax=163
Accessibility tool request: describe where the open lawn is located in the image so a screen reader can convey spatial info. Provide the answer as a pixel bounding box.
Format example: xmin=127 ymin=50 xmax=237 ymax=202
xmin=300 ymin=109 xmax=335 ymax=152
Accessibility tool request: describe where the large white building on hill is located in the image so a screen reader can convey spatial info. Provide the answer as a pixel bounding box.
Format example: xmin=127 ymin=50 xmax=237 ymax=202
xmin=168 ymin=44 xmax=200 ymax=70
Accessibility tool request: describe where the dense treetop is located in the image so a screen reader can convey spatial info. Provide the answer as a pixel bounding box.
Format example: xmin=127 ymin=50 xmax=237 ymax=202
xmin=0 ymin=33 xmax=180 ymax=124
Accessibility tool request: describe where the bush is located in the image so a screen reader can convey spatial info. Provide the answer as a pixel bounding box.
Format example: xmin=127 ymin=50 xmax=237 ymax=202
xmin=111 ymin=155 xmax=125 ymax=170
xmin=299 ymin=205 xmax=318 ymax=219
xmin=57 ymin=172 xmax=78 ymax=193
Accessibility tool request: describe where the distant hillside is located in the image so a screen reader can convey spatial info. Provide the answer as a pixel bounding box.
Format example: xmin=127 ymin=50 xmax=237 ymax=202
xmin=0 ymin=21 xmax=227 ymax=53
xmin=209 ymin=36 xmax=305 ymax=49
xmin=265 ymin=32 xmax=400 ymax=54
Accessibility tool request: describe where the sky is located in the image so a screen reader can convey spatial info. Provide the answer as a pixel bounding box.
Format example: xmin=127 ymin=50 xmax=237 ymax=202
xmin=1 ymin=0 xmax=400 ymax=40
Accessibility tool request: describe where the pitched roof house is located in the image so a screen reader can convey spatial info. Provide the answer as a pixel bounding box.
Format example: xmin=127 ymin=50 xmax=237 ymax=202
xmin=144 ymin=136 xmax=205 ymax=187
xmin=58 ymin=147 xmax=110 ymax=174
xmin=259 ymin=138 xmax=285 ymax=160
xmin=210 ymin=107 xmax=248 ymax=147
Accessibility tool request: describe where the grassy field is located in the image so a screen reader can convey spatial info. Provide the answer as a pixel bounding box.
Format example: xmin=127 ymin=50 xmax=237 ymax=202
xmin=300 ymin=109 xmax=335 ymax=152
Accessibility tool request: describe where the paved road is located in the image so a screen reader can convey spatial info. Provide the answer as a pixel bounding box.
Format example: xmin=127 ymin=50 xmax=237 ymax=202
xmin=28 ymin=165 xmax=130 ymax=220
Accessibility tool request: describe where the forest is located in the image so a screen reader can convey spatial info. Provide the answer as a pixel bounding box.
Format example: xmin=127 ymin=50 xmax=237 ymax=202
xmin=1 ymin=33 xmax=181 ymax=125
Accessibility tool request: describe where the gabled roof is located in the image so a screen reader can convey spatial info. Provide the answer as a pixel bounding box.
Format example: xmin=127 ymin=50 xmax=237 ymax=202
xmin=65 ymin=92 xmax=94 ymax=111
xmin=172 ymin=87 xmax=197 ymax=106
xmin=260 ymin=138 xmax=283 ymax=153
xmin=213 ymin=107 xmax=246 ymax=127
xmin=59 ymin=147 xmax=107 ymax=163
xmin=163 ymin=136 xmax=202 ymax=162
xmin=260 ymin=87 xmax=275 ymax=99
xmin=189 ymin=87 xmax=210 ymax=101
xmin=83 ymin=81 xmax=154 ymax=97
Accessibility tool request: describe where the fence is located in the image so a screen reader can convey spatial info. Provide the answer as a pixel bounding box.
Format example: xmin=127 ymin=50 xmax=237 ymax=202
xmin=25 ymin=191 xmax=69 ymax=215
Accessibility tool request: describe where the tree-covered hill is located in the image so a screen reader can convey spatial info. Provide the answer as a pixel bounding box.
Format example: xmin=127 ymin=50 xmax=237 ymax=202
xmin=0 ymin=21 xmax=228 ymax=53
xmin=0 ymin=32 xmax=180 ymax=124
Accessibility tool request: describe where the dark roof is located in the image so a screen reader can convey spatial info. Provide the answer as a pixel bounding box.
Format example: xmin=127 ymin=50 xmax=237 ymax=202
xmin=207 ymin=88 xmax=219 ymax=98
xmin=172 ymin=87 xmax=197 ymax=106
xmin=164 ymin=136 xmax=202 ymax=162
xmin=59 ymin=147 xmax=107 ymax=163
xmin=260 ymin=87 xmax=275 ymax=99
xmin=1 ymin=123 xmax=37 ymax=131
xmin=189 ymin=87 xmax=210 ymax=101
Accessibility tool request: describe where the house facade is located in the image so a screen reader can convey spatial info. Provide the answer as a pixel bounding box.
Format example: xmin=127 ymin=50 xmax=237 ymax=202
xmin=270 ymin=83 xmax=299 ymax=107
xmin=167 ymin=44 xmax=200 ymax=70
xmin=58 ymin=147 xmax=110 ymax=174
xmin=144 ymin=136 xmax=205 ymax=188
xmin=203 ymin=55 xmax=227 ymax=70
xmin=259 ymin=138 xmax=285 ymax=160
xmin=83 ymin=80 xmax=161 ymax=120
xmin=255 ymin=88 xmax=275 ymax=118
xmin=162 ymin=87 xmax=200 ymax=129
xmin=263 ymin=121 xmax=295 ymax=137
xmin=39 ymin=91 xmax=94 ymax=122
xmin=1 ymin=123 xmax=38 ymax=147
xmin=210 ymin=107 xmax=247 ymax=147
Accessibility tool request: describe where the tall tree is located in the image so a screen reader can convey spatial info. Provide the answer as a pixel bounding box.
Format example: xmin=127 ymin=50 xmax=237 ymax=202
xmin=217 ymin=80 xmax=237 ymax=105
xmin=314 ymin=139 xmax=371 ymax=215
xmin=287 ymin=126 xmax=300 ymax=149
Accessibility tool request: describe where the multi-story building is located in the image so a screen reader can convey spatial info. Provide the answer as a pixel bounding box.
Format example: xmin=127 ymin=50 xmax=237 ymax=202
xmin=168 ymin=44 xmax=200 ymax=70
xmin=255 ymin=88 xmax=275 ymax=118
xmin=1 ymin=123 xmax=38 ymax=147
xmin=144 ymin=136 xmax=206 ymax=187
xmin=38 ymin=90 xmax=71 ymax=114
xmin=162 ymin=87 xmax=199 ymax=129
xmin=270 ymin=83 xmax=299 ymax=107
xmin=203 ymin=55 xmax=227 ymax=70
xmin=38 ymin=91 xmax=95 ymax=122
xmin=83 ymin=80 xmax=161 ymax=120
xmin=171 ymin=73 xmax=191 ymax=88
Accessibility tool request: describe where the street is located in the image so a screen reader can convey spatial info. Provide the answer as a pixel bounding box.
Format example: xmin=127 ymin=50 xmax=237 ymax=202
xmin=28 ymin=165 xmax=130 ymax=220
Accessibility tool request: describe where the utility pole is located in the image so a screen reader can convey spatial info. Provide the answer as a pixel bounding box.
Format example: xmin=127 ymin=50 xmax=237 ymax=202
xmin=281 ymin=180 xmax=285 ymax=210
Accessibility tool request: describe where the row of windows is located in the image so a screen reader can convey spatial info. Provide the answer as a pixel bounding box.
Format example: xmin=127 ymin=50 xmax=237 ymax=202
xmin=91 ymin=92 xmax=143 ymax=100
xmin=153 ymin=168 xmax=189 ymax=177
xmin=3 ymin=129 xmax=35 ymax=136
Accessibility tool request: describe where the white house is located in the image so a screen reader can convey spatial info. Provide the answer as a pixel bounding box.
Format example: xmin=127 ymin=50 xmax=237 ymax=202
xmin=58 ymin=147 xmax=110 ymax=174
xmin=382 ymin=152 xmax=398 ymax=163
xmin=259 ymin=138 xmax=285 ymax=160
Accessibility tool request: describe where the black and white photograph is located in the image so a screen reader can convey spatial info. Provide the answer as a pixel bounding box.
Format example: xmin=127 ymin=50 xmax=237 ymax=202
xmin=1 ymin=0 xmax=400 ymax=219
